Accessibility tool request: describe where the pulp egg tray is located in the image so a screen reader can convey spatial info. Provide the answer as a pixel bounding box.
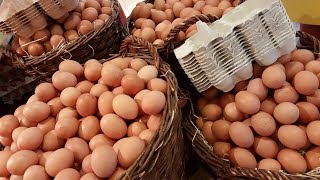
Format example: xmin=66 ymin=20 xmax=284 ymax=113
xmin=174 ymin=0 xmax=296 ymax=93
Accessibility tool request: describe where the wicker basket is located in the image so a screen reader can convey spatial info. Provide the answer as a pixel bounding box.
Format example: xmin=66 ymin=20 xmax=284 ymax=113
xmin=182 ymin=31 xmax=320 ymax=180
xmin=101 ymin=35 xmax=185 ymax=180
xmin=0 ymin=0 xmax=122 ymax=82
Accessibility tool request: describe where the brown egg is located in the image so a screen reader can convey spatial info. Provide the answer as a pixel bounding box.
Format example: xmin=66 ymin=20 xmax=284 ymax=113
xmin=98 ymin=91 xmax=115 ymax=116
xmin=82 ymin=7 xmax=99 ymax=22
xmin=233 ymin=80 xmax=249 ymax=93
xmin=117 ymin=137 xmax=145 ymax=168
xmin=202 ymin=5 xmax=223 ymax=18
xmin=277 ymin=53 xmax=291 ymax=64
xmin=141 ymin=19 xmax=156 ymax=30
xmin=59 ymin=60 xmax=84 ymax=79
xmin=131 ymin=6 xmax=141 ymax=20
xmin=278 ymin=125 xmax=307 ymax=149
xmin=154 ymin=0 xmax=166 ymax=10
xmin=27 ymin=42 xmax=45 ymax=56
xmin=76 ymin=93 xmax=98 ymax=117
xmin=235 ymin=91 xmax=260 ymax=115
xmin=229 ymin=122 xmax=254 ymax=148
xmin=229 ymin=147 xmax=257 ymax=168
xmin=18 ymin=37 xmax=31 ymax=50
xmin=60 ymin=87 xmax=81 ymax=107
xmin=141 ymin=91 xmax=166 ymax=115
xmin=55 ymin=116 xmax=79 ymax=139
xmin=37 ymin=117 xmax=55 ymax=134
xmin=291 ymin=49 xmax=314 ymax=64
xmin=45 ymin=148 xmax=74 ymax=177
xmin=77 ymin=20 xmax=94 ymax=35
xmin=223 ymin=7 xmax=235 ymax=15
xmin=305 ymin=147 xmax=320 ymax=171
xmin=277 ymin=149 xmax=307 ymax=174
xmin=39 ymin=151 xmax=52 ymax=167
xmin=81 ymin=173 xmax=101 ymax=180
xmin=55 ymin=168 xmax=80 ymax=180
xmin=107 ymin=58 xmax=131 ymax=70
xmin=32 ymin=29 xmax=50 ymax=43
xmin=93 ymin=19 xmax=105 ymax=30
xmin=52 ymin=71 xmax=78 ymax=91
xmin=101 ymin=64 xmax=124 ymax=87
xmin=258 ymin=159 xmax=282 ymax=171
xmin=172 ymin=2 xmax=185 ymax=17
xmin=135 ymin=18 xmax=146 ymax=29
xmin=91 ymin=145 xmax=117 ymax=178
xmin=202 ymin=121 xmax=216 ymax=144
xmin=0 ymin=115 xmax=19 ymax=137
xmin=76 ymin=80 xmax=95 ymax=93
xmin=251 ymin=112 xmax=276 ymax=136
xmin=7 ymin=150 xmax=38 ymax=175
xmin=78 ymin=116 xmax=100 ymax=141
xmin=146 ymin=78 xmax=167 ymax=94
xmin=165 ymin=9 xmax=175 ymax=22
xmin=201 ymin=104 xmax=222 ymax=121
xmin=50 ymin=35 xmax=66 ymax=49
xmin=223 ymin=102 xmax=244 ymax=122
xmin=296 ymin=102 xmax=319 ymax=124
xmin=219 ymin=93 xmax=235 ymax=109
xmin=260 ymin=98 xmax=277 ymax=115
xmin=84 ymin=62 xmax=103 ymax=82
xmin=108 ymin=167 xmax=126 ymax=180
xmin=202 ymin=86 xmax=219 ymax=100
xmin=212 ymin=141 xmax=231 ymax=158
xmin=146 ymin=114 xmax=162 ymax=131
xmin=205 ymin=0 xmax=219 ymax=6
xmin=306 ymin=89 xmax=320 ymax=108
xmin=23 ymin=165 xmax=49 ymax=180
xmin=112 ymin=94 xmax=139 ymax=120
xmin=306 ymin=121 xmax=320 ymax=145
xmin=274 ymin=84 xmax=299 ymax=104
xmin=12 ymin=127 xmax=26 ymax=143
xmin=247 ymin=78 xmax=268 ymax=101
xmin=139 ymin=129 xmax=155 ymax=145
xmin=139 ymin=5 xmax=152 ymax=19
xmin=0 ymin=136 xmax=12 ymax=146
xmin=0 ymin=151 xmax=13 ymax=177
xmin=273 ymin=102 xmax=299 ymax=124
xmin=262 ymin=66 xmax=286 ymax=89
xmin=305 ymin=60 xmax=320 ymax=75
xmin=82 ymin=154 xmax=93 ymax=173
xmin=151 ymin=9 xmax=168 ymax=24
xmin=211 ymin=120 xmax=231 ymax=141
xmin=50 ymin=24 xmax=64 ymax=36
xmin=179 ymin=7 xmax=194 ymax=18
xmin=17 ymin=127 xmax=43 ymax=150
xmin=218 ymin=0 xmax=232 ymax=10
xmin=100 ymin=113 xmax=127 ymax=139
xmin=293 ymin=71 xmax=319 ymax=95
xmin=89 ymin=134 xmax=115 ymax=151
xmin=128 ymin=122 xmax=147 ymax=137
xmin=284 ymin=61 xmax=304 ymax=82
xmin=41 ymin=131 xmax=65 ymax=151
xmin=101 ymin=7 xmax=112 ymax=15
xmin=65 ymin=137 xmax=90 ymax=163
xmin=56 ymin=107 xmax=78 ymax=121
xmin=121 ymin=74 xmax=145 ymax=96
xmin=34 ymin=83 xmax=57 ymax=102
xmin=122 ymin=68 xmax=137 ymax=76
xmin=23 ymin=101 xmax=50 ymax=123
xmin=14 ymin=104 xmax=25 ymax=117
xmin=253 ymin=137 xmax=279 ymax=159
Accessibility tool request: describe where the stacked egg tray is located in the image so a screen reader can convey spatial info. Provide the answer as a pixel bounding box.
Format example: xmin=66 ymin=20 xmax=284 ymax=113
xmin=0 ymin=0 xmax=78 ymax=38
xmin=174 ymin=0 xmax=296 ymax=93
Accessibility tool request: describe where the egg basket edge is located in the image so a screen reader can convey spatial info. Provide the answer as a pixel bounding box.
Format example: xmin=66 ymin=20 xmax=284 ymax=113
xmin=102 ymin=35 xmax=185 ymax=180
xmin=0 ymin=0 xmax=123 ymax=83
xmin=181 ymin=31 xmax=320 ymax=180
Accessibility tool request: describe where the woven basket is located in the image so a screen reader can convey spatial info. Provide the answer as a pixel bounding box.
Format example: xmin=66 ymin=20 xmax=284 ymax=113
xmin=102 ymin=35 xmax=185 ymax=180
xmin=182 ymin=31 xmax=320 ymax=180
xmin=0 ymin=0 xmax=122 ymax=82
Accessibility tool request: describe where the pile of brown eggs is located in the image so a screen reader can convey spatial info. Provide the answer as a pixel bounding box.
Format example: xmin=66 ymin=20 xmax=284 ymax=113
xmin=0 ymin=57 xmax=168 ymax=179
xmin=11 ymin=0 xmax=112 ymax=57
xmin=196 ymin=49 xmax=320 ymax=174
xmin=131 ymin=0 xmax=240 ymax=45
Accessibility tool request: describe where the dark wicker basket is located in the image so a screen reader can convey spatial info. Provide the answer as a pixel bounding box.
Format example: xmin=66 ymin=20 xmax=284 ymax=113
xmin=0 ymin=0 xmax=122 ymax=82
xmin=182 ymin=31 xmax=320 ymax=180
xmin=101 ymin=35 xmax=185 ymax=180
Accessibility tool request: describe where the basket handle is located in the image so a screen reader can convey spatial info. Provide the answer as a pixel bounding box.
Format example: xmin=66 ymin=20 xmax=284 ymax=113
xmin=164 ymin=14 xmax=218 ymax=47
xmin=119 ymin=35 xmax=160 ymax=69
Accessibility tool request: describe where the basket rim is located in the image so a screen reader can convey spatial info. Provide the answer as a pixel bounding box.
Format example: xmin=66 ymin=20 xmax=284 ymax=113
xmin=182 ymin=31 xmax=320 ymax=180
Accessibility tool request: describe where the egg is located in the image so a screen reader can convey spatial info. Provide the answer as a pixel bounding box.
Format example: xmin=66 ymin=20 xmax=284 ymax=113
xmin=55 ymin=168 xmax=80 ymax=180
xmin=123 ymin=68 xmax=138 ymax=76
xmin=78 ymin=20 xmax=94 ymax=35
xmin=262 ymin=66 xmax=286 ymax=89
xmin=0 ymin=151 xmax=13 ymax=177
xmin=141 ymin=91 xmax=166 ymax=115
xmin=251 ymin=112 xmax=276 ymax=136
xmin=93 ymin=19 xmax=105 ymax=30
xmin=27 ymin=42 xmax=45 ymax=56
xmin=101 ymin=64 xmax=124 ymax=87
xmin=153 ymin=39 xmax=165 ymax=45
xmin=32 ymin=29 xmax=50 ymax=42
xmin=296 ymin=102 xmax=319 ymax=124
xmin=128 ymin=122 xmax=147 ymax=137
xmin=291 ymin=49 xmax=314 ymax=64
xmin=223 ymin=7 xmax=235 ymax=15
xmin=101 ymin=7 xmax=112 ymax=16
xmin=218 ymin=0 xmax=232 ymax=10
xmin=102 ymin=0 xmax=112 ymax=7
xmin=91 ymin=145 xmax=117 ymax=178
xmin=293 ymin=71 xmax=319 ymax=95
xmin=121 ymin=74 xmax=145 ymax=96
xmin=172 ymin=2 xmax=185 ymax=17
xmin=23 ymin=101 xmax=50 ymax=123
xmin=305 ymin=147 xmax=320 ymax=171
xmin=108 ymin=167 xmax=126 ymax=180
xmin=17 ymin=127 xmax=44 ymax=150
xmin=76 ymin=93 xmax=98 ymax=117
xmin=38 ymin=151 xmax=52 ymax=167
xmin=78 ymin=116 xmax=100 ymax=141
xmin=260 ymin=98 xmax=277 ymax=115
xmin=52 ymin=71 xmax=78 ymax=91
xmin=146 ymin=114 xmax=163 ymax=131
xmin=278 ymin=125 xmax=307 ymax=150
xmin=139 ymin=129 xmax=155 ymax=145
xmin=100 ymin=113 xmax=127 ymax=139
xmin=258 ymin=159 xmax=282 ymax=171
xmin=306 ymin=121 xmax=320 ymax=145
xmin=195 ymin=117 xmax=206 ymax=130
xmin=213 ymin=141 xmax=231 ymax=158
xmin=247 ymin=78 xmax=268 ymax=101
xmin=55 ymin=117 xmax=79 ymax=139
xmin=9 ymin=175 xmax=22 ymax=180
xmin=37 ymin=117 xmax=56 ymax=134
xmin=34 ymin=83 xmax=57 ymax=102
xmin=23 ymin=165 xmax=49 ymax=180
xmin=273 ymin=102 xmax=299 ymax=124
xmin=146 ymin=78 xmax=167 ymax=94
xmin=89 ymin=134 xmax=116 ymax=151
xmin=45 ymin=148 xmax=74 ymax=177
xmin=41 ymin=130 xmax=65 ymax=151
xmin=112 ymin=94 xmax=139 ymax=120
xmin=65 ymin=137 xmax=90 ymax=163
xmin=253 ymin=137 xmax=279 ymax=159
xmin=82 ymin=154 xmax=93 ymax=173
xmin=202 ymin=6 xmax=223 ymax=18
xmin=211 ymin=120 xmax=231 ymax=141
xmin=277 ymin=149 xmax=307 ymax=174
xmin=306 ymin=89 xmax=320 ymax=108
xmin=0 ymin=115 xmax=19 ymax=137
xmin=154 ymin=0 xmax=166 ymax=10
xmin=117 ymin=137 xmax=146 ymax=168
xmin=7 ymin=150 xmax=38 ymax=175
xmin=0 ymin=136 xmax=12 ymax=146
xmin=202 ymin=121 xmax=216 ymax=144
xmin=229 ymin=147 xmax=257 ymax=168
xmin=273 ymin=84 xmax=299 ymax=104
xmin=130 ymin=58 xmax=148 ymax=72
xmin=98 ymin=91 xmax=115 ymax=116
xmin=205 ymin=0 xmax=220 ymax=6
xmin=85 ymin=0 xmax=101 ymax=12
xmin=80 ymin=173 xmax=101 ymax=180
xmin=18 ymin=37 xmax=31 ymax=50
xmin=84 ymin=62 xmax=103 ymax=82
xmin=165 ymin=9 xmax=175 ymax=22
xmin=179 ymin=7 xmax=194 ymax=18
xmin=151 ymin=9 xmax=168 ymax=24
xmin=76 ymin=80 xmax=95 ymax=93
xmin=56 ymin=107 xmax=79 ymax=121
xmin=50 ymin=24 xmax=65 ymax=36
xmin=235 ymin=91 xmax=260 ymax=115
xmin=59 ymin=60 xmax=84 ymax=79
xmin=229 ymin=122 xmax=254 ymax=148
xmin=223 ymin=102 xmax=244 ymax=122
xmin=305 ymin=60 xmax=320 ymax=75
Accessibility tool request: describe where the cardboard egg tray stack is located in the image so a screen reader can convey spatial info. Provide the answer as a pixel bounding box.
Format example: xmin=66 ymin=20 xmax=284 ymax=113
xmin=174 ymin=0 xmax=296 ymax=93
xmin=0 ymin=0 xmax=79 ymax=38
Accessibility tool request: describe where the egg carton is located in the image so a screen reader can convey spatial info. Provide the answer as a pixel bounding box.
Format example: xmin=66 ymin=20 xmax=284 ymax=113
xmin=38 ymin=0 xmax=79 ymax=19
xmin=174 ymin=0 xmax=296 ymax=93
